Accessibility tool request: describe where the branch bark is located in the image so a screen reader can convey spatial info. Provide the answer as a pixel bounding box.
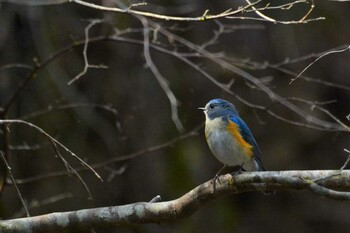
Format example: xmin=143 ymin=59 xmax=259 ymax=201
xmin=1 ymin=170 xmax=350 ymax=233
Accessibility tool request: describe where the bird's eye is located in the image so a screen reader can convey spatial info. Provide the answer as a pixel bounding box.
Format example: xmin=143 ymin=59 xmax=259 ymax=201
xmin=209 ymin=104 xmax=215 ymax=109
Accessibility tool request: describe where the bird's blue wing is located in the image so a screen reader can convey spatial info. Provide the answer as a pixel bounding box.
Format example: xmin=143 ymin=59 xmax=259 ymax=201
xmin=229 ymin=116 xmax=265 ymax=170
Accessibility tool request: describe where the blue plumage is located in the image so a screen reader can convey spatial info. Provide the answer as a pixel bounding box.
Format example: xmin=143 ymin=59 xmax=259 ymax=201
xmin=229 ymin=116 xmax=265 ymax=171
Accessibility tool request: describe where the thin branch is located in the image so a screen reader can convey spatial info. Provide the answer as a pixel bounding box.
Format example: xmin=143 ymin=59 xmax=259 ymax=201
xmin=283 ymin=97 xmax=350 ymax=132
xmin=243 ymin=0 xmax=321 ymax=24
xmin=224 ymin=45 xmax=350 ymax=92
xmin=104 ymin=165 xmax=127 ymax=182
xmin=342 ymin=149 xmax=350 ymax=170
xmin=290 ymin=45 xmax=350 ymax=84
xmin=225 ymin=15 xmax=324 ymax=24
xmin=6 ymin=0 xmax=324 ymax=24
xmin=50 ymin=141 xmax=94 ymax=205
xmin=0 ymin=120 xmax=102 ymax=181
xmin=68 ymin=19 xmax=108 ymax=85
xmin=70 ymin=0 xmax=323 ymax=24
xmin=0 ymin=63 xmax=33 ymax=71
xmin=70 ymin=0 xmax=263 ymax=21
xmin=309 ymin=182 xmax=350 ymax=200
xmin=0 ymin=151 xmax=30 ymax=217
xmin=0 ymin=0 xmax=68 ymax=5
xmin=2 ymin=41 xmax=83 ymax=116
xmin=271 ymin=66 xmax=350 ymax=92
xmin=9 ymin=142 xmax=46 ymax=151
xmin=20 ymin=103 xmax=118 ymax=120
xmin=1 ymin=170 xmax=350 ymax=232
xmin=245 ymin=0 xmax=289 ymax=23
xmin=11 ymin=123 xmax=201 ymax=185
xmin=141 ymin=17 xmax=184 ymax=132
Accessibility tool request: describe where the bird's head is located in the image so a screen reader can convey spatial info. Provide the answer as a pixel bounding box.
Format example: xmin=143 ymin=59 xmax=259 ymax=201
xmin=199 ymin=98 xmax=238 ymax=120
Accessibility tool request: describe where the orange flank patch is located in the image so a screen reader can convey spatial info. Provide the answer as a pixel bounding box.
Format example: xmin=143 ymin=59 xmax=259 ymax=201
xmin=226 ymin=120 xmax=254 ymax=158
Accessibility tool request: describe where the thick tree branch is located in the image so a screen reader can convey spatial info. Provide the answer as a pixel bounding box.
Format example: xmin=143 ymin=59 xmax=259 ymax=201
xmin=1 ymin=170 xmax=349 ymax=233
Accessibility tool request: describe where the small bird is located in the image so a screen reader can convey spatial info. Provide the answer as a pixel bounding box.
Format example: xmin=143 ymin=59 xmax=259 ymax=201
xmin=200 ymin=98 xmax=265 ymax=188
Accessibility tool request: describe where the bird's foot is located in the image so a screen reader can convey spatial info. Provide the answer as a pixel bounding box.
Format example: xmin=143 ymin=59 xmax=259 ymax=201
xmin=230 ymin=163 xmax=245 ymax=176
xmin=212 ymin=165 xmax=227 ymax=193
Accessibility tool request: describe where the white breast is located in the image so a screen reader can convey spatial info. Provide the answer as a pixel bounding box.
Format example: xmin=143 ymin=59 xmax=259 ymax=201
xmin=205 ymin=117 xmax=257 ymax=171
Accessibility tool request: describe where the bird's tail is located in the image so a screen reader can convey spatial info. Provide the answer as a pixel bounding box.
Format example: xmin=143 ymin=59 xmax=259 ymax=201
xmin=254 ymin=158 xmax=265 ymax=171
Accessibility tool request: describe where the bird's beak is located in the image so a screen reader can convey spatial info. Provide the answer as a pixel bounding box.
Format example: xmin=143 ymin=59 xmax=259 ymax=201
xmin=198 ymin=107 xmax=205 ymax=111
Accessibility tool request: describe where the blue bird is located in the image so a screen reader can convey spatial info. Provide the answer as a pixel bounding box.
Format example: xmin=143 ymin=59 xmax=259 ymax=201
xmin=200 ymin=98 xmax=265 ymax=182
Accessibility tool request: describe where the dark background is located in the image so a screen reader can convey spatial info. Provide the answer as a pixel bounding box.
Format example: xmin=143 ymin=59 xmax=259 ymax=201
xmin=0 ymin=0 xmax=350 ymax=232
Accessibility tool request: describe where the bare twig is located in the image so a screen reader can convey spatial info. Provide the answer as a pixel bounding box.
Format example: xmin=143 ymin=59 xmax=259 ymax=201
xmin=149 ymin=195 xmax=162 ymax=203
xmin=225 ymin=15 xmax=324 ymax=24
xmin=70 ymin=0 xmax=262 ymax=21
xmin=70 ymin=0 xmax=323 ymax=24
xmin=50 ymin=141 xmax=94 ymax=205
xmin=271 ymin=45 xmax=350 ymax=67
xmin=224 ymin=45 xmax=350 ymax=92
xmin=309 ymin=181 xmax=350 ymax=200
xmin=68 ymin=19 xmax=108 ymax=85
xmin=0 ymin=151 xmax=30 ymax=217
xmin=5 ymin=0 xmax=324 ymax=24
xmin=243 ymin=0 xmax=321 ymax=24
xmin=12 ymin=123 xmax=201 ymax=184
xmin=310 ymin=105 xmax=350 ymax=132
xmin=104 ymin=165 xmax=128 ymax=182
xmin=20 ymin=103 xmax=118 ymax=120
xmin=290 ymin=45 xmax=350 ymax=84
xmin=283 ymin=97 xmax=350 ymax=132
xmin=3 ymin=42 xmax=83 ymax=115
xmin=9 ymin=142 xmax=45 ymax=151
xmin=141 ymin=17 xmax=184 ymax=131
xmin=0 ymin=0 xmax=68 ymax=5
xmin=0 ymin=120 xmax=102 ymax=181
xmin=342 ymin=149 xmax=350 ymax=170
xmin=0 ymin=63 xmax=33 ymax=70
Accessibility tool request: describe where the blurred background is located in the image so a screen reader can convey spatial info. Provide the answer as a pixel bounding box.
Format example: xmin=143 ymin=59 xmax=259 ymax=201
xmin=0 ymin=0 xmax=350 ymax=232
